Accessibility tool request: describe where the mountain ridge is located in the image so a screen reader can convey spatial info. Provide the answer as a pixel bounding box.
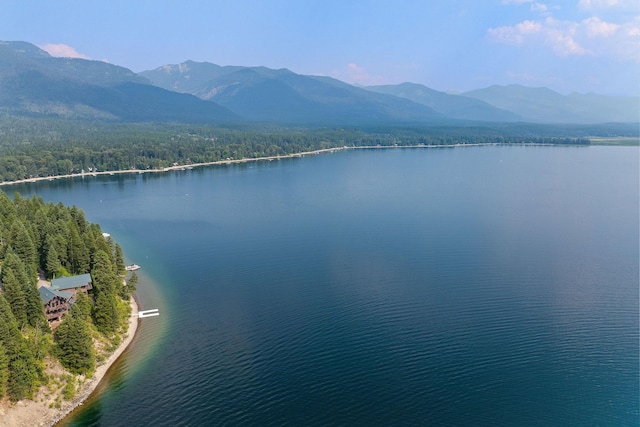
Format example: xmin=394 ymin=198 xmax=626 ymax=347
xmin=462 ymin=84 xmax=639 ymax=123
xmin=0 ymin=41 xmax=238 ymax=123
xmin=365 ymin=82 xmax=523 ymax=122
xmin=142 ymin=61 xmax=638 ymax=125
xmin=141 ymin=61 xmax=445 ymax=125
xmin=0 ymin=41 xmax=637 ymax=125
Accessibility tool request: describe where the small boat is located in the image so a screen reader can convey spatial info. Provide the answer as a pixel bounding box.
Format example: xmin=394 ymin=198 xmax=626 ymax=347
xmin=125 ymin=264 xmax=141 ymax=271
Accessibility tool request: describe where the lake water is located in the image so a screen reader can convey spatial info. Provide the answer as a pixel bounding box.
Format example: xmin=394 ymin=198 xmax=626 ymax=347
xmin=11 ymin=146 xmax=639 ymax=426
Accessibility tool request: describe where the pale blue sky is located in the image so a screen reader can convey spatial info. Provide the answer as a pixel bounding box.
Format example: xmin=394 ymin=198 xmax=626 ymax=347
xmin=2 ymin=0 xmax=638 ymax=95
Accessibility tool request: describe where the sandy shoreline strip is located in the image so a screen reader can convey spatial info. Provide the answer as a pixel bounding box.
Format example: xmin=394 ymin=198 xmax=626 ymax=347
xmin=0 ymin=146 xmax=349 ymax=187
xmin=0 ymin=142 xmax=591 ymax=188
xmin=0 ymin=297 xmax=139 ymax=427
xmin=0 ymin=144 xmax=492 ymax=188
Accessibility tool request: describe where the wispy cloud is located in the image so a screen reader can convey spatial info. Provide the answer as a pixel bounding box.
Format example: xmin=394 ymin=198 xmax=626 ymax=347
xmin=530 ymin=3 xmax=549 ymax=14
xmin=577 ymin=0 xmax=640 ymax=11
xmin=487 ymin=20 xmax=543 ymax=46
xmin=488 ymin=14 xmax=638 ymax=61
xmin=583 ymin=16 xmax=619 ymax=37
xmin=39 ymin=43 xmax=89 ymax=59
xmin=577 ymin=0 xmax=619 ymax=11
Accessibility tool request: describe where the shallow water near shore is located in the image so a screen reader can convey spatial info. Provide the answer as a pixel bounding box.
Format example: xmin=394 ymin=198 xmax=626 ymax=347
xmin=11 ymin=146 xmax=639 ymax=426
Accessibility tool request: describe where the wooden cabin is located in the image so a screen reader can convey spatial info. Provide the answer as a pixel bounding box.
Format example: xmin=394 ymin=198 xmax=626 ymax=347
xmin=39 ymin=273 xmax=93 ymax=323
xmin=39 ymin=286 xmax=74 ymax=322
xmin=50 ymin=273 xmax=93 ymax=294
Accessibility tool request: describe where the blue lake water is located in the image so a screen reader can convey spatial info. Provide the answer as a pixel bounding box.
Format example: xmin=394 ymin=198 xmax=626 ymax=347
xmin=10 ymin=145 xmax=639 ymax=426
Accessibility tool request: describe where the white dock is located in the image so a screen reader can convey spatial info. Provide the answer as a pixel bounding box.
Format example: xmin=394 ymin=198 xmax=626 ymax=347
xmin=135 ymin=308 xmax=160 ymax=318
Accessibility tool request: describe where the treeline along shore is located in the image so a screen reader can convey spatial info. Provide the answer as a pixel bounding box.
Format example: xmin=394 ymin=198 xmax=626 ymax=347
xmin=0 ymin=115 xmax=620 ymax=184
xmin=0 ymin=191 xmax=138 ymax=425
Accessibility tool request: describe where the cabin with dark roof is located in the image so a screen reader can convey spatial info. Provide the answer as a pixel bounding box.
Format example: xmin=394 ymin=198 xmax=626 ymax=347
xmin=39 ymin=287 xmax=75 ymax=322
xmin=39 ymin=273 xmax=93 ymax=324
xmin=50 ymin=273 xmax=92 ymax=294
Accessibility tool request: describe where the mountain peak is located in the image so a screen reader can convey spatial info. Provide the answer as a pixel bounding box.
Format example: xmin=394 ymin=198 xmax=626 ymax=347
xmin=142 ymin=62 xmax=443 ymax=125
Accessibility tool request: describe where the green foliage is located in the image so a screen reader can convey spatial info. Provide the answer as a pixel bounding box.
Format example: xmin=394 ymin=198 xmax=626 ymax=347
xmin=62 ymin=375 xmax=77 ymax=400
xmin=0 ymin=191 xmax=132 ymax=401
xmin=72 ymin=292 xmax=93 ymax=322
xmin=1 ymin=267 xmax=28 ymax=328
xmin=22 ymin=279 xmax=47 ymax=330
xmin=0 ymin=294 xmax=22 ymax=355
xmin=7 ymin=343 xmax=40 ymax=401
xmin=9 ymin=221 xmax=37 ymax=273
xmin=29 ymin=321 xmax=52 ymax=361
xmin=46 ymin=244 xmax=60 ymax=279
xmin=54 ymin=265 xmax=71 ymax=278
xmin=2 ymin=250 xmax=47 ymax=329
xmin=0 ymin=191 xmax=17 ymax=224
xmin=114 ymin=243 xmax=125 ymax=276
xmin=67 ymin=224 xmax=90 ymax=274
xmin=54 ymin=304 xmax=95 ymax=375
xmin=0 ymin=342 xmax=9 ymax=397
xmin=93 ymin=292 xmax=119 ymax=336
xmin=0 ymin=117 xmax=610 ymax=182
xmin=123 ymin=272 xmax=138 ymax=299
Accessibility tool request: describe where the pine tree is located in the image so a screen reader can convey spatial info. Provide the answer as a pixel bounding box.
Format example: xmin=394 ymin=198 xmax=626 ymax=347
xmin=66 ymin=220 xmax=92 ymax=274
xmin=72 ymin=292 xmax=92 ymax=322
xmin=46 ymin=244 xmax=60 ymax=279
xmin=1 ymin=251 xmax=31 ymax=290
xmin=0 ymin=294 xmax=21 ymax=356
xmin=91 ymin=250 xmax=118 ymax=295
xmin=122 ymin=271 xmax=138 ymax=299
xmin=9 ymin=221 xmax=37 ymax=274
xmin=7 ymin=343 xmax=39 ymax=401
xmin=22 ymin=278 xmax=47 ymax=330
xmin=94 ymin=292 xmax=119 ymax=336
xmin=114 ymin=243 xmax=125 ymax=275
xmin=2 ymin=268 xmax=28 ymax=328
xmin=55 ymin=304 xmax=95 ymax=375
xmin=0 ymin=191 xmax=17 ymax=224
xmin=2 ymin=251 xmax=45 ymax=329
xmin=0 ymin=342 xmax=9 ymax=398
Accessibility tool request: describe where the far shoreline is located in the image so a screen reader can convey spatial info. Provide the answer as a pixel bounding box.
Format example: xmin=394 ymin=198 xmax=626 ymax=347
xmin=0 ymin=146 xmax=349 ymax=187
xmin=0 ymin=142 xmax=593 ymax=188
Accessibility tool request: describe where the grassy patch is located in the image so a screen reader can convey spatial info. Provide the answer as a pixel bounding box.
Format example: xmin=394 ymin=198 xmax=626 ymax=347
xmin=62 ymin=375 xmax=77 ymax=400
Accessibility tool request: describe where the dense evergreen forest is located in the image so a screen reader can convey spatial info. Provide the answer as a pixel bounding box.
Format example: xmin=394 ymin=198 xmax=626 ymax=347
xmin=0 ymin=191 xmax=135 ymax=402
xmin=0 ymin=116 xmax=604 ymax=182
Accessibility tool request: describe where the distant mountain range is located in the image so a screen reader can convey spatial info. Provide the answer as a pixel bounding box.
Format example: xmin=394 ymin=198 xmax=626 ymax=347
xmin=462 ymin=85 xmax=639 ymax=124
xmin=0 ymin=41 xmax=237 ymax=122
xmin=365 ymin=82 xmax=523 ymax=122
xmin=0 ymin=41 xmax=637 ymax=126
xmin=140 ymin=61 xmax=444 ymax=125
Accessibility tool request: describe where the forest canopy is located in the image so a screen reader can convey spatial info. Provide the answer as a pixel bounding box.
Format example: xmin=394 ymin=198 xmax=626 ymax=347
xmin=0 ymin=191 xmax=134 ymax=401
xmin=0 ymin=116 xmax=605 ymax=183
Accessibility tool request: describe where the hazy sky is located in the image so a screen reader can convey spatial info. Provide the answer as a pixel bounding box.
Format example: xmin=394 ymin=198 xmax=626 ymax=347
xmin=2 ymin=0 xmax=639 ymax=95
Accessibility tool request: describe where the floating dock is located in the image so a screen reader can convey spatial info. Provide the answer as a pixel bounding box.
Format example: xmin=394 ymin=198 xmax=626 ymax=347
xmin=135 ymin=309 xmax=160 ymax=318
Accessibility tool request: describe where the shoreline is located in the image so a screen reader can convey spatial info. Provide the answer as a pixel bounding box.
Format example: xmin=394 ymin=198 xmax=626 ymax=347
xmin=0 ymin=146 xmax=349 ymax=187
xmin=0 ymin=143 xmax=557 ymax=188
xmin=0 ymin=297 xmax=139 ymax=427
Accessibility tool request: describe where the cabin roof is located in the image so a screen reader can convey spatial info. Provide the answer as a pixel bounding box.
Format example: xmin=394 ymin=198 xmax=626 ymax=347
xmin=51 ymin=273 xmax=92 ymax=291
xmin=38 ymin=286 xmax=74 ymax=304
